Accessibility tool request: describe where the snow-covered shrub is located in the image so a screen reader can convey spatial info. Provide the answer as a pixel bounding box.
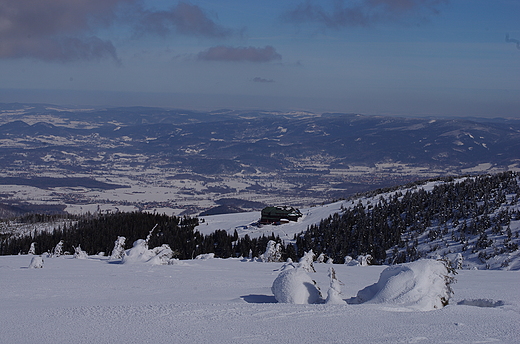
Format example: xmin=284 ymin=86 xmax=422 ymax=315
xmin=28 ymin=256 xmax=44 ymax=268
xmin=73 ymin=245 xmax=88 ymax=259
xmin=122 ymin=239 xmax=151 ymax=264
xmin=316 ymin=253 xmax=326 ymax=264
xmin=28 ymin=242 xmax=36 ymax=255
xmin=110 ymin=236 xmax=126 ymax=260
xmin=298 ymin=250 xmax=316 ymax=272
xmin=345 ymin=256 xmax=360 ymax=266
xmin=261 ymin=240 xmax=283 ymax=262
xmin=52 ymin=240 xmax=64 ymax=257
xmin=271 ymin=267 xmax=321 ymax=304
xmin=195 ymin=253 xmax=215 ymax=260
xmin=357 ymin=254 xmax=372 ymax=266
xmin=148 ymin=244 xmax=174 ymax=265
xmin=325 ymin=267 xmax=346 ymax=304
xmin=353 ymin=259 xmax=456 ymax=311
xmin=121 ymin=239 xmax=173 ymax=265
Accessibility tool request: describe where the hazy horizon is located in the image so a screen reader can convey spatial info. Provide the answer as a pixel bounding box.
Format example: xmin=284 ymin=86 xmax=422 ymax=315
xmin=1 ymin=0 xmax=519 ymax=118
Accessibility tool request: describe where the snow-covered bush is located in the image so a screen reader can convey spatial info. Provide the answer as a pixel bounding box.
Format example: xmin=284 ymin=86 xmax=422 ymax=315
xmin=147 ymin=244 xmax=174 ymax=265
xmin=298 ymin=250 xmax=316 ymax=272
xmin=316 ymin=253 xmax=326 ymax=264
xmin=110 ymin=236 xmax=126 ymax=260
xmin=52 ymin=240 xmax=64 ymax=257
xmin=122 ymin=239 xmax=173 ymax=265
xmin=353 ymin=259 xmax=456 ymax=311
xmin=28 ymin=256 xmax=44 ymax=268
xmin=325 ymin=267 xmax=345 ymax=304
xmin=271 ymin=267 xmax=322 ymax=304
xmin=344 ymin=256 xmax=359 ymax=266
xmin=358 ymin=254 xmax=372 ymax=266
xmin=73 ymin=245 xmax=88 ymax=259
xmin=261 ymin=240 xmax=283 ymax=262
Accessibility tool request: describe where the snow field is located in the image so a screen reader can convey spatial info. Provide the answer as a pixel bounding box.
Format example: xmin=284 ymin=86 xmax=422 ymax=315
xmin=1 ymin=255 xmax=519 ymax=344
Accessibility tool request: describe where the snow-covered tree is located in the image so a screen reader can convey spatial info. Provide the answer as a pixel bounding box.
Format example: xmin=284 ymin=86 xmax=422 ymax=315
xmin=28 ymin=242 xmax=36 ymax=255
xmin=110 ymin=236 xmax=126 ymax=260
xmin=52 ymin=240 xmax=64 ymax=257
xmin=298 ymin=250 xmax=316 ymax=272
xmin=354 ymin=259 xmax=456 ymax=310
xmin=325 ymin=267 xmax=346 ymax=304
xmin=316 ymin=253 xmax=326 ymax=264
xmin=452 ymin=253 xmax=463 ymax=270
xmin=261 ymin=240 xmax=283 ymax=262
xmin=271 ymin=267 xmax=321 ymax=304
xmin=358 ymin=254 xmax=372 ymax=266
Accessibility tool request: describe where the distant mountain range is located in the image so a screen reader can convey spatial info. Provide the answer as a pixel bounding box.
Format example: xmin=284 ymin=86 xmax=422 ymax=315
xmin=0 ymin=103 xmax=519 ymax=215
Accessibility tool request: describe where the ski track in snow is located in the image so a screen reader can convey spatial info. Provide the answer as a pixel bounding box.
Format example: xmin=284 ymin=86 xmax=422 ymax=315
xmin=1 ymin=255 xmax=519 ymax=344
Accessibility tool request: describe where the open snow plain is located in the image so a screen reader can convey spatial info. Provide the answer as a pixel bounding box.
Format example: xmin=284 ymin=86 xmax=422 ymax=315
xmin=1 ymin=255 xmax=518 ymax=344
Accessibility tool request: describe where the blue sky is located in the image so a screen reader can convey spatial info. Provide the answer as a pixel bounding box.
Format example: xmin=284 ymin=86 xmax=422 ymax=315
xmin=0 ymin=0 xmax=519 ymax=117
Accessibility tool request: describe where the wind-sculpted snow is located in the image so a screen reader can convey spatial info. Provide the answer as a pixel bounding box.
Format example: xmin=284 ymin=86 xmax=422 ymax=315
xmin=271 ymin=267 xmax=322 ymax=304
xmin=0 ymin=255 xmax=519 ymax=343
xmin=352 ymin=259 xmax=454 ymax=311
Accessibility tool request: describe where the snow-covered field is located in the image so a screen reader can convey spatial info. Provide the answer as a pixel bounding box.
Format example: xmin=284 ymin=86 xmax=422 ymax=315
xmin=1 ymin=255 xmax=518 ymax=344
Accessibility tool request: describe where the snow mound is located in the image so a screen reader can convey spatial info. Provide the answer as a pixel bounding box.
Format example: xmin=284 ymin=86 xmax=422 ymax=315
xmin=271 ymin=267 xmax=321 ymax=304
xmin=28 ymin=256 xmax=44 ymax=268
xmin=353 ymin=259 xmax=453 ymax=311
xmin=457 ymin=299 xmax=505 ymax=308
xmin=195 ymin=253 xmax=215 ymax=260
xmin=122 ymin=239 xmax=173 ymax=265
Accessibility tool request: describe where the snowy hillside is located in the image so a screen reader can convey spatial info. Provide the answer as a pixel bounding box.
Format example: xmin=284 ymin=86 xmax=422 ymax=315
xmin=197 ymin=172 xmax=520 ymax=270
xmin=0 ymin=254 xmax=518 ymax=344
xmin=2 ymin=172 xmax=519 ymax=271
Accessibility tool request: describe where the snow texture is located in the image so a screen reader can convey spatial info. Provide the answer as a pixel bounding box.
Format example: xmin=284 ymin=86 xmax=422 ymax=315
xmin=1 ymin=255 xmax=519 ymax=344
xmin=353 ymin=259 xmax=454 ymax=311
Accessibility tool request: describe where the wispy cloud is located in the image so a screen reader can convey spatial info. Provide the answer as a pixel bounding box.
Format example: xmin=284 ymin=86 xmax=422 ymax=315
xmin=505 ymin=33 xmax=520 ymax=50
xmin=283 ymin=0 xmax=448 ymax=29
xmin=0 ymin=0 xmax=234 ymax=63
xmin=197 ymin=46 xmax=281 ymax=62
xmin=132 ymin=2 xmax=233 ymax=38
xmin=253 ymin=77 xmax=275 ymax=83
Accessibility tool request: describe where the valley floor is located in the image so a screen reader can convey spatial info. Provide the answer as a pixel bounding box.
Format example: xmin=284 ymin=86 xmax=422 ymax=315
xmin=1 ymin=255 xmax=519 ymax=343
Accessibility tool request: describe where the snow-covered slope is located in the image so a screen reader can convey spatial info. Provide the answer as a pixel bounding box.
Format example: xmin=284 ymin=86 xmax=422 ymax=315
xmin=0 ymin=255 xmax=518 ymax=344
xmin=197 ymin=201 xmax=347 ymax=240
xmin=197 ymin=173 xmax=520 ymax=270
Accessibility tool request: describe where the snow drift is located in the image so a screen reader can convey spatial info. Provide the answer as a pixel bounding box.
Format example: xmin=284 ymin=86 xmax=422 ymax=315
xmin=353 ymin=259 xmax=454 ymax=311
